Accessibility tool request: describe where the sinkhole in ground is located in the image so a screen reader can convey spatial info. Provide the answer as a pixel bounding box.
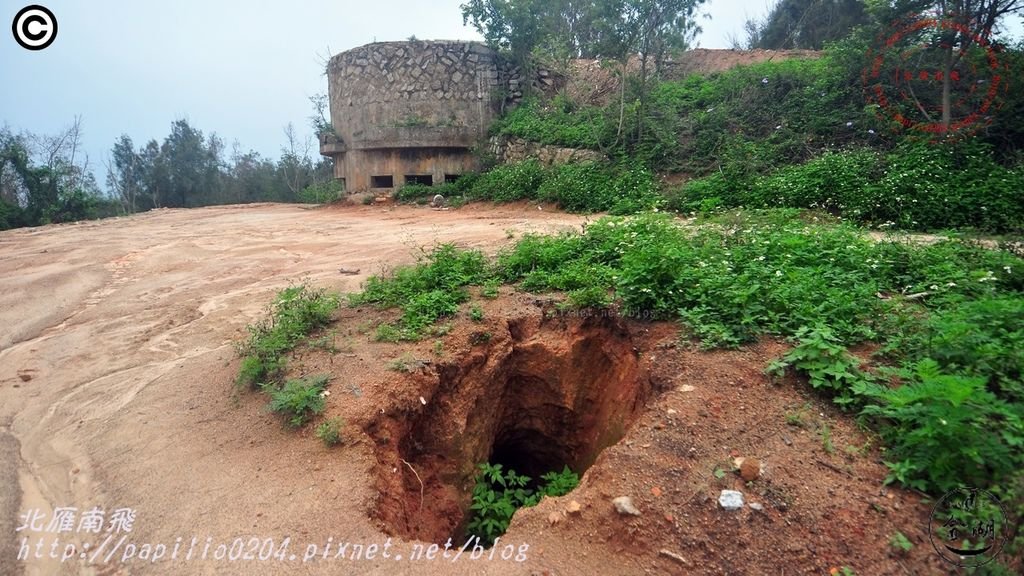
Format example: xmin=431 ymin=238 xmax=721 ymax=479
xmin=367 ymin=313 xmax=657 ymax=543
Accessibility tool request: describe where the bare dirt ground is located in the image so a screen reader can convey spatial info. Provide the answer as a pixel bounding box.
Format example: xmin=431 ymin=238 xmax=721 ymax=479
xmin=1 ymin=203 xmax=957 ymax=575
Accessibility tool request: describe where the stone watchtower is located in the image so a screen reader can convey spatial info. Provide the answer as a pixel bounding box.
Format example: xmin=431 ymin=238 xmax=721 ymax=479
xmin=320 ymin=40 xmax=522 ymax=194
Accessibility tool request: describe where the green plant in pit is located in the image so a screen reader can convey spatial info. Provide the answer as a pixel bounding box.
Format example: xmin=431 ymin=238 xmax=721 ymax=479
xmin=316 ymin=417 xmax=344 ymax=447
xmin=534 ymin=465 xmax=580 ymax=499
xmin=469 ymin=305 xmax=484 ymax=322
xmin=433 ymin=339 xmax=444 ymax=356
xmin=466 ymin=463 xmax=533 ymax=546
xmin=889 ymin=531 xmax=913 ymax=553
xmin=268 ymin=374 xmax=329 ymax=428
xmin=466 ymin=463 xmax=579 ymax=547
xmin=236 ymin=284 xmax=340 ymax=389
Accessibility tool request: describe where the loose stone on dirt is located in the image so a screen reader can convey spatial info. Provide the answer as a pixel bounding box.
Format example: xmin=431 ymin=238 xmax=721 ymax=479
xmin=718 ymin=490 xmax=745 ymax=510
xmin=739 ymin=457 xmax=762 ymax=481
xmin=612 ymin=496 xmax=641 ymax=516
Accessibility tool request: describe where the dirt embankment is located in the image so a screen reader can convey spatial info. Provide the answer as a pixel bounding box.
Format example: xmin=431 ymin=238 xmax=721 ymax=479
xmin=563 ymin=48 xmax=821 ymax=106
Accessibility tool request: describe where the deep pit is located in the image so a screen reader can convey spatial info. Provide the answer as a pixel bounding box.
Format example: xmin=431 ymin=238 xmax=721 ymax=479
xmin=367 ymin=312 xmax=659 ymax=543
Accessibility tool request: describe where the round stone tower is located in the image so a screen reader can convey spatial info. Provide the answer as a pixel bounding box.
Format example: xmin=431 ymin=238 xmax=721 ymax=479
xmin=320 ymin=40 xmax=522 ymax=193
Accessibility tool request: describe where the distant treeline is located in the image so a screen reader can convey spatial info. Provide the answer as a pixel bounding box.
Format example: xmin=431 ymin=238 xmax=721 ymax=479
xmin=1 ymin=113 xmax=339 ymax=231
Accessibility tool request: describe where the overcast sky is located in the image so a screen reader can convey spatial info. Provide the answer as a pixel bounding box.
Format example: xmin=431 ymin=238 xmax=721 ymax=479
xmin=0 ymin=1 xmax=1018 ymax=188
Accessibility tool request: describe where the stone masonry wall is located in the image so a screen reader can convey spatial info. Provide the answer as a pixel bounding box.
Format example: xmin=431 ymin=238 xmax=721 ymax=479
xmin=326 ymin=41 xmax=525 ymax=150
xmin=488 ymin=136 xmax=605 ymax=166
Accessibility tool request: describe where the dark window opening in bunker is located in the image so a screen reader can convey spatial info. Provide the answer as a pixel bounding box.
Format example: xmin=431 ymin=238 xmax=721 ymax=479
xmin=444 ymin=174 xmax=461 ymax=184
xmin=371 ymin=175 xmax=394 ymax=188
xmin=405 ymin=175 xmax=433 ymax=186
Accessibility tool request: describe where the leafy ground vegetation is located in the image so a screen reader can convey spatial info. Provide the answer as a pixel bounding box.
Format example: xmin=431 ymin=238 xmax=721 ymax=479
xmin=348 ymin=209 xmax=1024 ymax=567
xmin=467 ymin=463 xmax=579 ymax=547
xmin=235 ymin=284 xmax=340 ymax=427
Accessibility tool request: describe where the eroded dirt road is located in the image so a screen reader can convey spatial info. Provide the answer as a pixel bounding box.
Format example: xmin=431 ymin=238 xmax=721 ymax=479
xmin=0 ymin=203 xmax=587 ymax=576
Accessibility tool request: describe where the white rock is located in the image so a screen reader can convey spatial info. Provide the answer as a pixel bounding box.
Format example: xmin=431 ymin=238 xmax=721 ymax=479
xmin=718 ymin=490 xmax=744 ymax=510
xmin=612 ymin=496 xmax=641 ymax=516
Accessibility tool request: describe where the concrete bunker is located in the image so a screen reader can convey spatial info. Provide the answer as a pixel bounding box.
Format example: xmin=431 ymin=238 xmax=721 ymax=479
xmin=320 ymin=40 xmax=524 ymax=194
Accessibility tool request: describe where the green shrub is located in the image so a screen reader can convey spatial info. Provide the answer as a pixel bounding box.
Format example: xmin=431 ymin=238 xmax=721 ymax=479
xmin=268 ymin=374 xmax=329 ymax=427
xmin=316 ymin=417 xmax=344 ymax=446
xmin=236 ymin=284 xmax=340 ymax=389
xmin=881 ymin=296 xmax=1024 ymax=403
xmin=766 ymin=326 xmax=873 ymax=409
xmin=537 ymin=162 xmax=615 ymax=212
xmin=298 ymin=179 xmax=344 ymax=204
xmin=394 ymin=183 xmax=436 ymax=204
xmin=0 ymin=199 xmax=26 ymax=230
xmin=468 ymin=160 xmax=545 ymax=202
xmin=401 ymin=289 xmax=463 ymax=331
xmin=855 ymin=360 xmax=1024 ymax=493
xmin=490 ymin=96 xmax=607 ymax=150
xmin=351 ymin=243 xmax=493 ymax=340
xmin=676 ymin=141 xmax=1024 ymax=233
